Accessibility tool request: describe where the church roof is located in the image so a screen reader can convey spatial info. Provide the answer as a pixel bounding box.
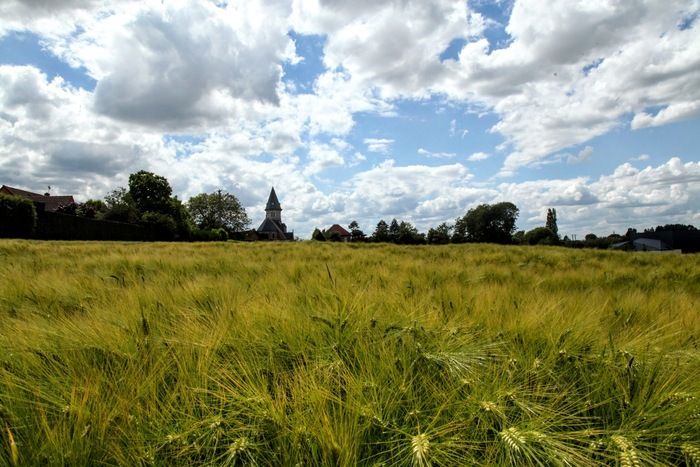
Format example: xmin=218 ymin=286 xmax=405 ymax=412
xmin=265 ymin=187 xmax=281 ymax=211
xmin=257 ymin=218 xmax=286 ymax=235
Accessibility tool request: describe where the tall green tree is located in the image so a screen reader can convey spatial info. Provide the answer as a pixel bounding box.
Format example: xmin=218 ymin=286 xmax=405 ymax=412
xmin=348 ymin=220 xmax=364 ymax=241
xmin=427 ymin=223 xmax=452 ymax=244
xmin=388 ymin=218 xmax=400 ymax=243
xmin=454 ymin=202 xmax=519 ymax=244
xmin=372 ymin=220 xmax=390 ymax=242
xmin=128 ymin=171 xmax=172 ymax=214
xmin=187 ymin=190 xmax=250 ymax=232
xmin=546 ymin=208 xmax=558 ymax=237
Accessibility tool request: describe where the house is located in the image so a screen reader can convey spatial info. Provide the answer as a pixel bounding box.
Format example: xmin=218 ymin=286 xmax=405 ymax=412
xmin=326 ymin=224 xmax=352 ymax=242
xmin=0 ymin=185 xmax=75 ymax=212
xmin=256 ymin=187 xmax=294 ymax=240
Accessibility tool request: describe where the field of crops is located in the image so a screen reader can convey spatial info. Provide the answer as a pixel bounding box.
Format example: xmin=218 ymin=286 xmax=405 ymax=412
xmin=0 ymin=240 xmax=698 ymax=466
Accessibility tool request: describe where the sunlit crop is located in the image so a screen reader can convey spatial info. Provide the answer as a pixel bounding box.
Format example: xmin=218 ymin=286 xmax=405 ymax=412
xmin=0 ymin=240 xmax=698 ymax=465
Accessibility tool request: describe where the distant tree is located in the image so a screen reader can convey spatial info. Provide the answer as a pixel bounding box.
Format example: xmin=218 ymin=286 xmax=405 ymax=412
xmin=187 ymin=190 xmax=250 ymax=232
xmin=388 ymin=219 xmax=400 ymax=243
xmin=396 ymin=221 xmax=424 ymax=244
xmin=512 ymin=230 xmax=525 ymax=245
xmin=584 ymin=233 xmax=598 ymax=241
xmin=624 ymin=228 xmax=637 ymax=241
xmin=312 ymin=228 xmax=326 ymax=241
xmin=454 ymin=202 xmax=519 ymax=244
xmin=546 ymin=208 xmax=558 ymax=237
xmin=452 ymin=216 xmax=468 ymax=243
xmin=166 ymin=197 xmax=194 ymax=240
xmin=128 ymin=170 xmax=172 ymax=214
xmin=372 ymin=219 xmax=390 ymax=242
xmin=78 ymin=200 xmax=107 ymax=219
xmin=654 ymin=224 xmax=697 ymax=232
xmin=524 ymin=227 xmax=558 ymax=245
xmin=348 ymin=220 xmax=365 ymax=241
xmin=102 ymin=187 xmax=137 ymax=223
xmin=427 ymin=223 xmax=452 ymax=244
xmin=327 ymin=231 xmax=342 ymax=242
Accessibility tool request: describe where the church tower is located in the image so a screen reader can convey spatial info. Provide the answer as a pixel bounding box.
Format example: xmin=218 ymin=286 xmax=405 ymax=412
xmin=256 ymin=187 xmax=293 ymax=240
xmin=265 ymin=187 xmax=282 ymax=222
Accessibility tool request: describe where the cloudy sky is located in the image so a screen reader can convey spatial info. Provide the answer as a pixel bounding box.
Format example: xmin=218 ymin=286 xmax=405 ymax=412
xmin=1 ymin=0 xmax=699 ymax=238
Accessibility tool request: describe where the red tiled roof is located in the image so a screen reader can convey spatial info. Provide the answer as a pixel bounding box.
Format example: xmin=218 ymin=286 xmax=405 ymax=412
xmin=0 ymin=185 xmax=75 ymax=212
xmin=327 ymin=224 xmax=351 ymax=237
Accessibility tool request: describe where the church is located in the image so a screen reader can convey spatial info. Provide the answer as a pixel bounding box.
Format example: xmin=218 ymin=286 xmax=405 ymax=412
xmin=256 ymin=187 xmax=294 ymax=240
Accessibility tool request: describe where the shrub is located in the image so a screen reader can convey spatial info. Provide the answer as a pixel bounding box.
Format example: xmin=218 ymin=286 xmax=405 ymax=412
xmin=524 ymin=227 xmax=559 ymax=245
xmin=140 ymin=212 xmax=177 ymax=241
xmin=213 ymin=228 xmax=229 ymax=241
xmin=0 ymin=194 xmax=37 ymax=238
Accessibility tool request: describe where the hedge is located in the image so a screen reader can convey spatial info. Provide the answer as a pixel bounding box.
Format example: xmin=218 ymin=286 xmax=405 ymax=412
xmin=0 ymin=194 xmax=37 ymax=238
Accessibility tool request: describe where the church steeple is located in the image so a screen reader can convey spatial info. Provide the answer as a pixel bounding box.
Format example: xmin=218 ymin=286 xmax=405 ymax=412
xmin=265 ymin=187 xmax=282 ymax=221
xmin=265 ymin=187 xmax=282 ymax=212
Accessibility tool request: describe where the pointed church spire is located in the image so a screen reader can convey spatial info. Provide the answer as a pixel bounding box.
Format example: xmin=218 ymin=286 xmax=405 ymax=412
xmin=265 ymin=187 xmax=282 ymax=211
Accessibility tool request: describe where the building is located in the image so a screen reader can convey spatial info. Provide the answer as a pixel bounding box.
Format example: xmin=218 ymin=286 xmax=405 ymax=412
xmin=0 ymin=185 xmax=75 ymax=212
xmin=326 ymin=224 xmax=352 ymax=242
xmin=256 ymin=187 xmax=294 ymax=240
xmin=611 ymin=231 xmax=699 ymax=253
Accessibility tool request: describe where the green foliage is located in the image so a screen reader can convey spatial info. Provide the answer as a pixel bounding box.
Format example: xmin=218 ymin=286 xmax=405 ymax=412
xmin=312 ymin=228 xmax=326 ymax=241
xmin=140 ymin=211 xmax=177 ymax=240
xmin=187 ymin=190 xmax=250 ymax=232
xmin=103 ymin=187 xmax=139 ymax=223
xmin=348 ymin=220 xmax=364 ymax=241
xmin=327 ymin=231 xmax=342 ymax=242
xmin=427 ymin=222 xmax=452 ymax=244
xmin=128 ymin=170 xmax=172 ymax=214
xmin=524 ymin=226 xmax=559 ymax=245
xmin=371 ymin=219 xmax=390 ymax=242
xmin=0 ymin=194 xmax=36 ymax=238
xmin=546 ymin=208 xmax=558 ymax=237
xmin=454 ymin=202 xmax=519 ymax=244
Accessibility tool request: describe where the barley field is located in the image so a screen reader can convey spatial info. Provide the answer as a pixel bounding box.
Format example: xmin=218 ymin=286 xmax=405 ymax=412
xmin=0 ymin=240 xmax=698 ymax=466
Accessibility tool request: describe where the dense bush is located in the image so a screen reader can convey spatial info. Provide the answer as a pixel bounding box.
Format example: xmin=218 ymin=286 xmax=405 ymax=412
xmin=524 ymin=226 xmax=559 ymax=245
xmin=0 ymin=194 xmax=36 ymax=238
xmin=140 ymin=212 xmax=178 ymax=241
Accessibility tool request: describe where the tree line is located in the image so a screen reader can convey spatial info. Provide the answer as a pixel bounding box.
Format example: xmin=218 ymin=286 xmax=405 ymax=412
xmin=1 ymin=170 xmax=251 ymax=241
xmin=313 ymin=204 xmax=697 ymax=249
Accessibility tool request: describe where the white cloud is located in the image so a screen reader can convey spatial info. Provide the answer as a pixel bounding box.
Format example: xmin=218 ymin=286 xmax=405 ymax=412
xmin=418 ymin=148 xmax=457 ymax=159
xmin=364 ymin=137 xmax=394 ymax=154
xmin=566 ymin=145 xmax=593 ymax=164
xmin=468 ymin=151 xmax=491 ymax=161
xmin=631 ymin=154 xmax=650 ymax=162
xmin=304 ymin=141 xmax=345 ymax=175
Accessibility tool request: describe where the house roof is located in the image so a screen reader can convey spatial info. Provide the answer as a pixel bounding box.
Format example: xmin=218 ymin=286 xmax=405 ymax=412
xmin=1 ymin=185 xmax=75 ymax=212
xmin=265 ymin=187 xmax=281 ymax=211
xmin=327 ymin=224 xmax=351 ymax=237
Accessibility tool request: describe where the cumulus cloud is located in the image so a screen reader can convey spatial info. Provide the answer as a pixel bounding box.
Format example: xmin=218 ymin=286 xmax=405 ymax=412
xmin=566 ymin=146 xmax=593 ymax=164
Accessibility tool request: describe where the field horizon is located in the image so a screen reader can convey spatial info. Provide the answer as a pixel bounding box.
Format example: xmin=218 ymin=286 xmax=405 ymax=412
xmin=1 ymin=240 xmax=699 ymax=466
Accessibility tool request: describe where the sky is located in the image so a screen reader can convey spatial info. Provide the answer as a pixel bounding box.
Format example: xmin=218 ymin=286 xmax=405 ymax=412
xmin=0 ymin=0 xmax=699 ymax=239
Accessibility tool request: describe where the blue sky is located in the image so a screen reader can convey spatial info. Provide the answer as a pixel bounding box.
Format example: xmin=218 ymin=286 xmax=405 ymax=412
xmin=0 ymin=0 xmax=698 ymax=237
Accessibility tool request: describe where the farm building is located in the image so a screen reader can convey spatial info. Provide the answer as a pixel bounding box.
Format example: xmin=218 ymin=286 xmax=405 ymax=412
xmin=0 ymin=185 xmax=75 ymax=212
xmin=325 ymin=224 xmax=352 ymax=242
xmin=611 ymin=231 xmax=700 ymax=253
xmin=256 ymin=187 xmax=294 ymax=240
